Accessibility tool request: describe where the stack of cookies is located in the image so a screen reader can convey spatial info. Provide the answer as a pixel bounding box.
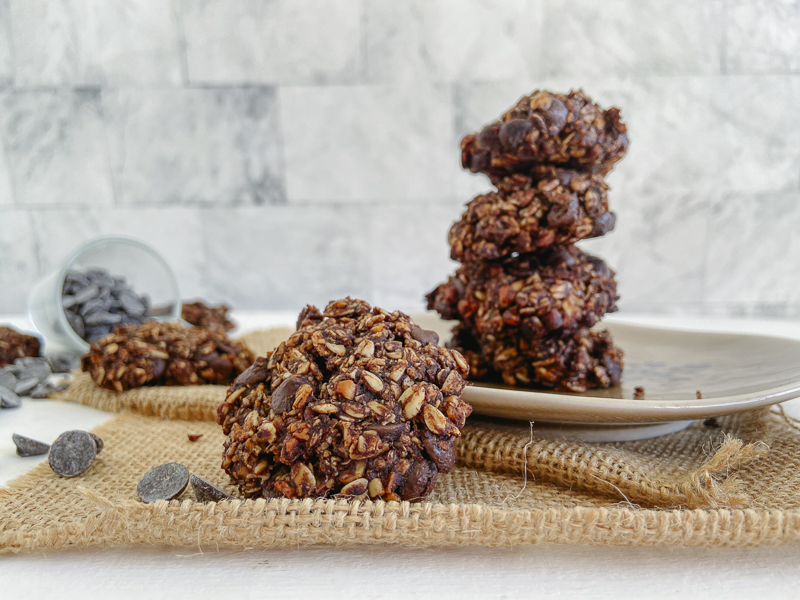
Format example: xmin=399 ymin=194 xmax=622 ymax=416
xmin=427 ymin=90 xmax=628 ymax=392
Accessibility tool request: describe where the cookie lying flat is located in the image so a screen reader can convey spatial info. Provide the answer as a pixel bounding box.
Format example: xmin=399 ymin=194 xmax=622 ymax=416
xmin=449 ymin=168 xmax=615 ymax=263
xmin=0 ymin=326 xmax=41 ymax=368
xmin=452 ymin=324 xmax=623 ymax=393
xmin=217 ymin=298 xmax=472 ymax=502
xmin=427 ymin=245 xmax=618 ymax=341
xmin=81 ymin=321 xmax=254 ymax=391
xmin=460 ymin=89 xmax=628 ymax=179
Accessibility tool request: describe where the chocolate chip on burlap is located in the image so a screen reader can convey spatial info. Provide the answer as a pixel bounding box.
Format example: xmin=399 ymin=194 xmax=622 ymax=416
xmin=137 ymin=462 xmax=190 ymax=503
xmin=48 ymin=431 xmax=98 ymax=477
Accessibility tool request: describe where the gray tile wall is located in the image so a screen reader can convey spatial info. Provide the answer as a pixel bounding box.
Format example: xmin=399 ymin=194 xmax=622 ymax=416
xmin=1 ymin=0 xmax=799 ymax=318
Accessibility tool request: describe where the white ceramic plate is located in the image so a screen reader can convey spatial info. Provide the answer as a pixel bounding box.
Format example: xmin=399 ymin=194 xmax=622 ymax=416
xmin=412 ymin=314 xmax=800 ymax=440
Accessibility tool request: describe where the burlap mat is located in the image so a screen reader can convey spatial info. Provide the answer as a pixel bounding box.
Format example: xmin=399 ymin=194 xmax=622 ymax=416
xmin=3 ymin=328 xmax=800 ymax=552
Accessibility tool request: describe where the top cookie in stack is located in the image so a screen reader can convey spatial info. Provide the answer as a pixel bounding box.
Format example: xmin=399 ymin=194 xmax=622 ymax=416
xmin=427 ymin=89 xmax=628 ymax=393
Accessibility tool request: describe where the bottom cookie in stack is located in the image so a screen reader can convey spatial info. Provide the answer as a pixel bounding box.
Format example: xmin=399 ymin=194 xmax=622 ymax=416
xmin=450 ymin=323 xmax=623 ymax=393
xmin=427 ymin=245 xmax=624 ymax=393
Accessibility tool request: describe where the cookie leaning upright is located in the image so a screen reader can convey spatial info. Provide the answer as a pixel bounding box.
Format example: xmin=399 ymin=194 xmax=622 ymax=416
xmin=217 ymin=297 xmax=472 ymax=502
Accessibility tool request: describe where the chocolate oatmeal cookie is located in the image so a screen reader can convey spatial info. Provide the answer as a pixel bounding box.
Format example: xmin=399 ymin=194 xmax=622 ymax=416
xmin=81 ymin=321 xmax=253 ymax=392
xmin=427 ymin=245 xmax=618 ymax=340
xmin=457 ymin=327 xmax=623 ymax=392
xmin=217 ymin=298 xmax=472 ymax=502
xmin=449 ymin=169 xmax=615 ymax=262
xmin=181 ymin=301 xmax=235 ymax=332
xmin=0 ymin=326 xmax=41 ymax=368
xmin=461 ymin=90 xmax=628 ymax=179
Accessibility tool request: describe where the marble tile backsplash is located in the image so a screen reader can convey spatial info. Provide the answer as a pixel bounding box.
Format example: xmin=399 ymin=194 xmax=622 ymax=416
xmin=0 ymin=0 xmax=799 ymax=320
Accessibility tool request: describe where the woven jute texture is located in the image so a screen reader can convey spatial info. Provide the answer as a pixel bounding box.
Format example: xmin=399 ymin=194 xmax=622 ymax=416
xmin=4 ymin=328 xmax=800 ymax=552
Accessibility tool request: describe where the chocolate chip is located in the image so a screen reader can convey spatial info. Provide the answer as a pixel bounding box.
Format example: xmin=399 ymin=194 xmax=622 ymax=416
xmin=14 ymin=357 xmax=51 ymax=382
xmin=498 ymin=119 xmax=533 ymax=150
xmin=189 ymin=473 xmax=231 ymax=503
xmin=90 ymin=433 xmax=104 ymax=453
xmin=66 ymin=311 xmax=85 ymax=338
xmin=234 ymin=359 xmax=269 ymax=387
xmin=271 ymin=376 xmax=306 ymax=414
xmin=543 ymin=309 xmax=564 ymax=331
xmin=542 ymin=97 xmax=568 ymax=132
xmin=14 ymin=377 xmax=39 ymax=396
xmin=547 ymin=198 xmax=579 ymax=227
xmin=137 ymin=462 xmax=190 ymax=503
xmin=588 ymin=211 xmax=616 ymax=238
xmin=545 ymin=246 xmax=576 ymax=267
xmin=476 ymin=124 xmax=500 ymax=148
xmin=0 ymin=370 xmax=16 ymax=391
xmin=29 ymin=381 xmax=69 ymax=399
xmin=0 ymin=385 xmax=21 ymax=408
xmin=400 ymin=459 xmax=438 ymax=501
xmin=73 ymin=284 xmax=100 ymax=305
xmin=602 ymin=354 xmax=622 ymax=386
xmin=84 ymin=311 xmax=122 ymax=327
xmin=12 ymin=433 xmax=50 ymax=457
xmin=187 ymin=434 xmax=203 ymax=442
xmin=47 ymin=352 xmax=81 ymax=373
xmin=48 ymin=430 xmax=97 ymax=477
xmin=119 ymin=294 xmax=145 ymax=317
xmin=366 ymin=422 xmax=407 ymax=443
xmin=633 ymin=386 xmax=646 ymax=400
xmin=420 ymin=430 xmax=455 ymax=472
xmin=410 ymin=324 xmax=439 ymax=346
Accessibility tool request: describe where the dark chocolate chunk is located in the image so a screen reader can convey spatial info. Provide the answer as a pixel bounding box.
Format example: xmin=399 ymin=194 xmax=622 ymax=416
xmin=0 ymin=385 xmax=22 ymax=408
xmin=48 ymin=430 xmax=97 ymax=477
xmin=47 ymin=352 xmax=81 ymax=373
xmin=189 ymin=473 xmax=231 ymax=503
xmin=90 ymin=433 xmax=104 ymax=453
xmin=401 ymin=460 xmax=438 ymax=501
xmin=421 ymin=430 xmax=456 ymax=472
xmin=410 ymin=324 xmax=439 ymax=346
xmin=136 ymin=462 xmax=190 ymax=503
xmin=0 ymin=370 xmax=16 ymax=391
xmin=12 ymin=433 xmax=51 ymax=457
xmin=271 ymin=376 xmax=306 ymax=414
xmin=14 ymin=377 xmax=39 ymax=396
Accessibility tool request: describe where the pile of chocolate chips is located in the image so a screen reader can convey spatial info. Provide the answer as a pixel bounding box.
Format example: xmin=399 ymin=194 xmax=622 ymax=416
xmin=62 ymin=269 xmax=153 ymax=344
xmin=0 ymin=355 xmax=75 ymax=408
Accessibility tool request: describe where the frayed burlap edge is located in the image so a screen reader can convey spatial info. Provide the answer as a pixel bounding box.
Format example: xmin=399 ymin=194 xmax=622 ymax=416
xmin=459 ymin=422 xmax=769 ymax=510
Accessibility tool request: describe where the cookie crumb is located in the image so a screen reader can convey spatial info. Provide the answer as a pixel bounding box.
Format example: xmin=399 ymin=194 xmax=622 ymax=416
xmin=633 ymin=386 xmax=645 ymax=400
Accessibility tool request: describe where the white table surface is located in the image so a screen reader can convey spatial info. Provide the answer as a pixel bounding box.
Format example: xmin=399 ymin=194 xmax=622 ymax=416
xmin=2 ymin=311 xmax=800 ymax=599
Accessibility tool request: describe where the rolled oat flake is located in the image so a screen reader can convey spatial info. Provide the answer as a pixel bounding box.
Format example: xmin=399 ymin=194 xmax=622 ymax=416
xmin=137 ymin=462 xmax=190 ymax=503
xmin=189 ymin=473 xmax=231 ymax=503
xmin=12 ymin=433 xmax=50 ymax=457
xmin=48 ymin=430 xmax=98 ymax=477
